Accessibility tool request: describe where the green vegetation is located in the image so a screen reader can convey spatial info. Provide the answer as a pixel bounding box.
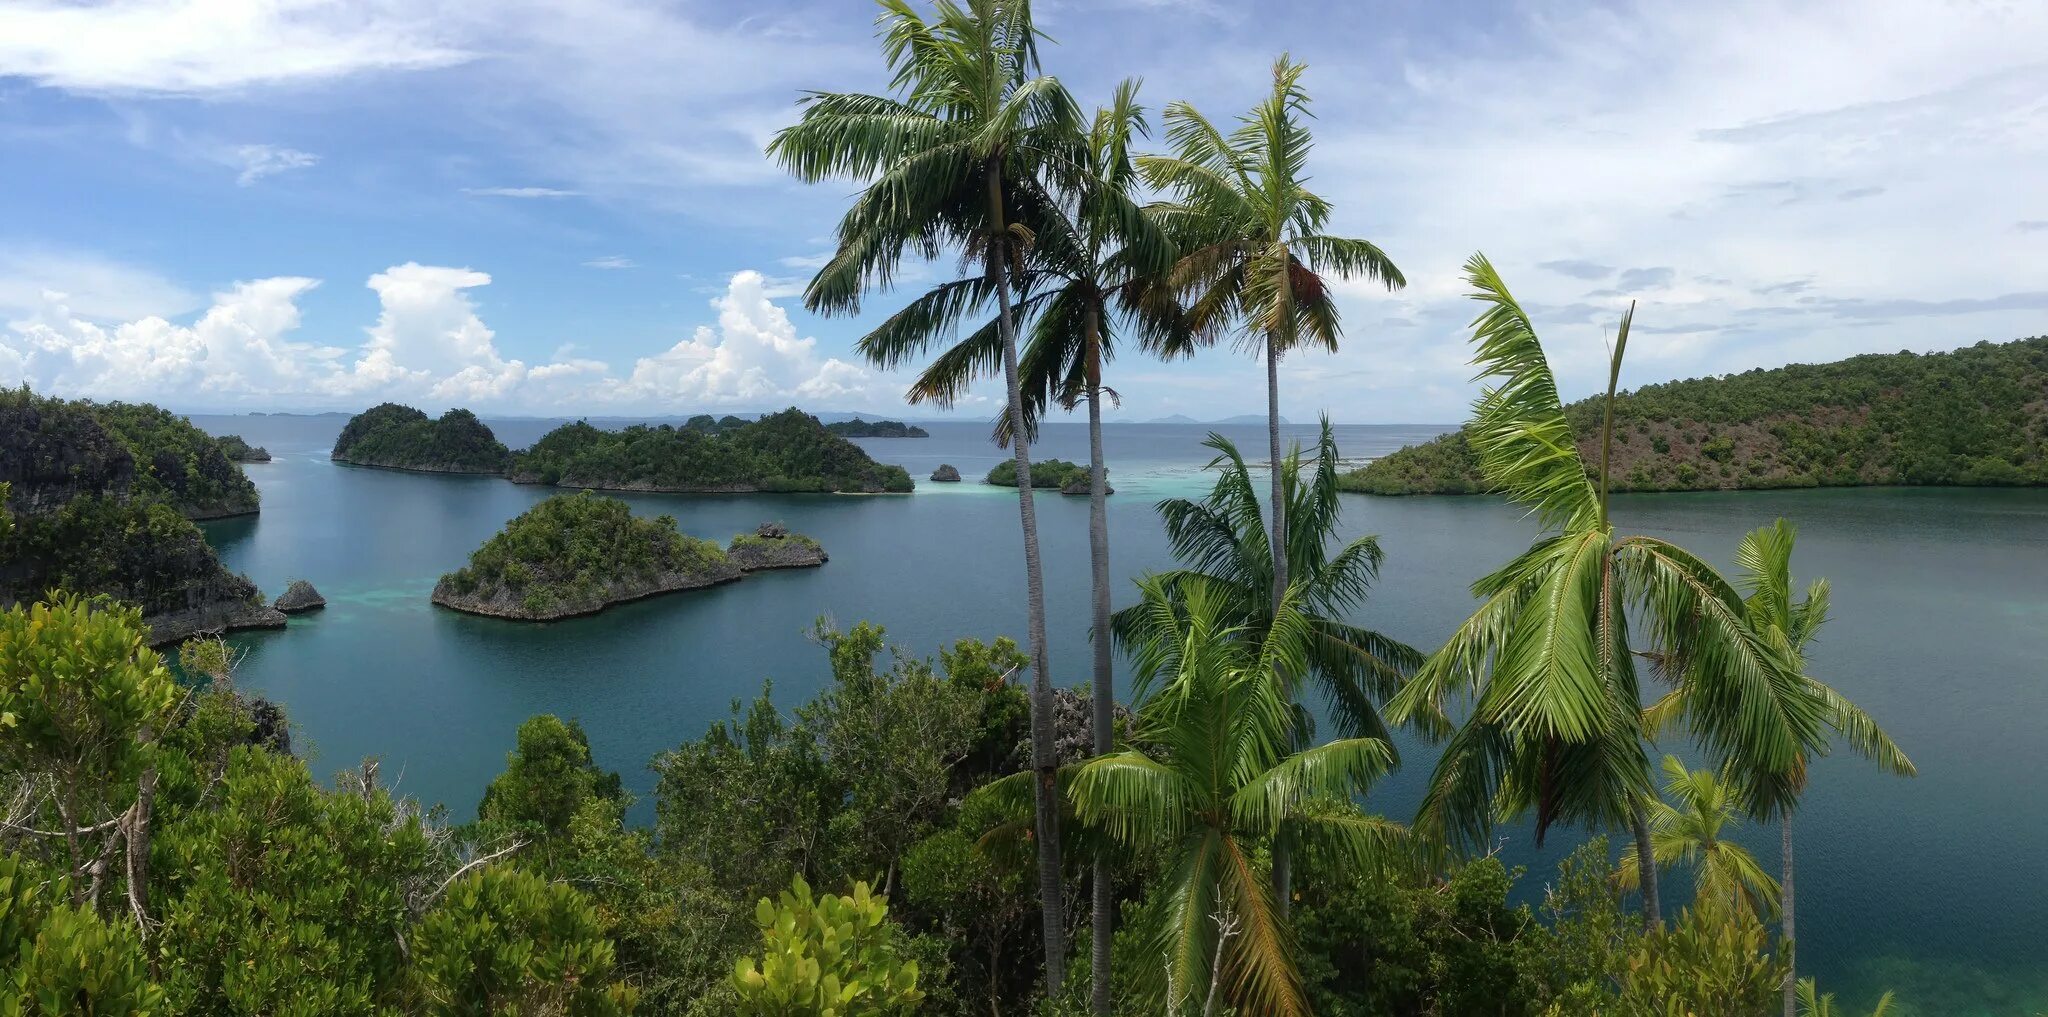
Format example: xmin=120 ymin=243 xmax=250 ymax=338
xmin=331 ymin=402 xmax=512 ymax=474
xmin=1343 ymin=336 xmax=2048 ymax=495
xmin=984 ymin=458 xmax=1091 ymax=489
xmin=823 ymin=418 xmax=929 ymax=438
xmin=1 ymin=389 xmax=269 ymax=639
xmin=88 ymin=401 xmax=263 ymax=517
xmin=434 ymin=492 xmax=735 ymax=619
xmin=213 ymin=434 xmax=270 ymax=462
xmin=730 ymin=877 xmax=924 ymax=1015
xmin=509 ymin=410 xmax=914 ymax=493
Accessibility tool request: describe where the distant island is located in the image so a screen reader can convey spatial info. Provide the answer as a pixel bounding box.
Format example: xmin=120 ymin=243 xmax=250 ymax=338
xmin=432 ymin=494 xmax=827 ymax=620
xmin=1144 ymin=413 xmax=1292 ymax=426
xmin=986 ymin=458 xmax=1110 ymax=495
xmin=823 ymin=417 xmax=929 ymax=438
xmin=216 ymin=434 xmax=272 ymax=463
xmin=1 ymin=388 xmax=281 ymax=644
xmin=509 ymin=408 xmax=914 ymax=493
xmin=1342 ymin=336 xmax=2048 ymax=495
xmin=331 ymin=403 xmax=512 ymax=474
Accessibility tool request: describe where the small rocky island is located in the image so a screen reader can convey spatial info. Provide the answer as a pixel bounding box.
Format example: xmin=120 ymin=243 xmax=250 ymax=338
xmin=930 ymin=464 xmax=961 ymax=482
xmin=726 ymin=522 xmax=829 ymax=571
xmin=216 ymin=434 xmax=272 ymax=463
xmin=432 ymin=492 xmax=744 ymax=621
xmin=2 ymin=388 xmax=282 ymax=645
xmin=985 ymin=458 xmax=1110 ymax=495
xmin=331 ymin=403 xmax=511 ymax=474
xmin=273 ymin=579 xmax=326 ymax=614
xmin=824 ymin=417 xmax=929 ymax=438
xmin=508 ymin=408 xmax=913 ymax=493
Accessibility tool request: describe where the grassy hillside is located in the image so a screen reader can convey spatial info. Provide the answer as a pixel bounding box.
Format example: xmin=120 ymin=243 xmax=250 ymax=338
xmin=1342 ymin=336 xmax=2048 ymax=495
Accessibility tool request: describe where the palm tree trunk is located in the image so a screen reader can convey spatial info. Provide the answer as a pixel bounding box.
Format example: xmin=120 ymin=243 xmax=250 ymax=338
xmin=1085 ymin=308 xmax=1114 ymax=1017
xmin=1265 ymin=336 xmax=1287 ymax=612
xmin=1781 ymin=813 xmax=1796 ymax=1017
xmin=1631 ymin=804 xmax=1661 ymax=932
xmin=988 ymin=164 xmax=1065 ymax=997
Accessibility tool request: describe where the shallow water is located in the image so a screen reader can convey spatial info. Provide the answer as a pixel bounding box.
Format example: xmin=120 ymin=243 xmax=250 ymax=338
xmin=192 ymin=414 xmax=2048 ymax=1013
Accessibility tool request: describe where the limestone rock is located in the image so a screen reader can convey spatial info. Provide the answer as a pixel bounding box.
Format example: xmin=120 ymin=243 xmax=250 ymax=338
xmin=930 ymin=464 xmax=961 ymax=482
xmin=274 ymin=579 xmax=327 ymax=614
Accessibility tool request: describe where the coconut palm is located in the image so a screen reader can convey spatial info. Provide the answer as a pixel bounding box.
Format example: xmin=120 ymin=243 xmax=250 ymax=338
xmin=1072 ymin=579 xmax=1403 ymax=1017
xmin=856 ymin=77 xmax=1186 ymax=1015
xmin=1386 ymin=254 xmax=1827 ymax=931
xmin=1139 ymin=55 xmax=1405 ymax=619
xmin=1796 ymin=978 xmax=1896 ymax=1017
xmin=1644 ymin=518 xmax=1914 ymax=1015
xmin=1618 ymin=756 xmax=1781 ymax=921
xmin=766 ymin=0 xmax=1082 ymax=993
xmin=1110 ymin=421 xmax=1422 ymax=915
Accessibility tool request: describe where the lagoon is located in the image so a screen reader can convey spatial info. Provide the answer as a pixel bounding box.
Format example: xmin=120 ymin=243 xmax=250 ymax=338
xmin=193 ymin=414 xmax=2048 ymax=1013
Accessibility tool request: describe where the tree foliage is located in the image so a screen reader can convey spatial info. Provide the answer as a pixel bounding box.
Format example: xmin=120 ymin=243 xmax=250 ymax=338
xmin=332 ymin=404 xmax=512 ymax=474
xmin=509 ymin=411 xmax=914 ymax=493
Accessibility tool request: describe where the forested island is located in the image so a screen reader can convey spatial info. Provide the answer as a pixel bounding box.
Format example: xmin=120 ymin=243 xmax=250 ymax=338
xmin=215 ymin=434 xmax=272 ymax=462
xmin=986 ymin=458 xmax=1110 ymax=495
xmin=1343 ymin=336 xmax=2048 ymax=495
xmin=0 ymin=388 xmax=281 ymax=644
xmin=433 ymin=492 xmax=742 ymax=620
xmin=824 ymin=417 xmax=929 ymax=438
xmin=508 ymin=409 xmax=915 ymax=493
xmin=331 ymin=403 xmax=512 ymax=474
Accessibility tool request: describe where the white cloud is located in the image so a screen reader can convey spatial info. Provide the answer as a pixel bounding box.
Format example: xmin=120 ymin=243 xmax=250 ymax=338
xmin=2 ymin=262 xmax=891 ymax=413
xmin=233 ymin=144 xmax=318 ymax=186
xmin=0 ymin=0 xmax=472 ymax=94
xmin=582 ymin=256 xmax=635 ymax=269
xmin=462 ymin=186 xmax=583 ymax=198
xmin=0 ymin=247 xmax=199 ymax=322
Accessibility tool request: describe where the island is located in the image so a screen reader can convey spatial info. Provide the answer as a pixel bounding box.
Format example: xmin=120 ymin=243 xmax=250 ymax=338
xmin=1341 ymin=336 xmax=2048 ymax=495
xmin=726 ymin=522 xmax=829 ymax=571
xmin=1 ymin=388 xmax=283 ymax=644
xmin=824 ymin=417 xmax=929 ymax=438
xmin=508 ymin=408 xmax=914 ymax=493
xmin=216 ymin=434 xmax=272 ymax=463
xmin=91 ymin=401 xmax=262 ymax=518
xmin=431 ymin=492 xmax=742 ymax=620
xmin=931 ymin=464 xmax=961 ymax=482
xmin=331 ymin=403 xmax=511 ymax=474
xmin=986 ymin=458 xmax=1111 ymax=495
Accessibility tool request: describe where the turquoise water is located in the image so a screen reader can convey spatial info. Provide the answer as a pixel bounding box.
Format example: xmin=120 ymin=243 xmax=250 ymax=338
xmin=192 ymin=415 xmax=2048 ymax=1013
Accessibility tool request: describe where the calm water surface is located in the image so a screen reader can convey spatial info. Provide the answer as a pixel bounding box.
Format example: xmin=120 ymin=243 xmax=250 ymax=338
xmin=192 ymin=415 xmax=2048 ymax=1014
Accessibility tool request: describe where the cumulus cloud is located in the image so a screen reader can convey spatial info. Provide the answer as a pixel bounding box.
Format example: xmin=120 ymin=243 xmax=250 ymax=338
xmin=233 ymin=144 xmax=318 ymax=186
xmin=1 ymin=263 xmax=889 ymax=413
xmin=0 ymin=0 xmax=471 ymax=94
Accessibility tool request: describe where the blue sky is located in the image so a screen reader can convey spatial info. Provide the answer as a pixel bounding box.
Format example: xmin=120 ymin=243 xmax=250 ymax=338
xmin=1 ymin=0 xmax=2044 ymax=422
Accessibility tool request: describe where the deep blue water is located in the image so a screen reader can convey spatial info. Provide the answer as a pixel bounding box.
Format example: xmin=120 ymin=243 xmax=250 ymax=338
xmin=191 ymin=414 xmax=2048 ymax=1014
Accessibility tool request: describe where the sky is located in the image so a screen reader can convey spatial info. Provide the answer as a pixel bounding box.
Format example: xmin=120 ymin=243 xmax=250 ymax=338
xmin=1 ymin=0 xmax=2044 ymax=423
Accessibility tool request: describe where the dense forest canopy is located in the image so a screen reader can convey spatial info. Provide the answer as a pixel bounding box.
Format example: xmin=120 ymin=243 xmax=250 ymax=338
xmin=435 ymin=492 xmax=735 ymax=618
xmin=331 ymin=403 xmax=513 ymax=474
xmin=88 ymin=401 xmax=263 ymax=518
xmin=985 ymin=459 xmax=1092 ymax=489
xmin=509 ymin=409 xmax=915 ymax=493
xmin=1344 ymin=336 xmax=2048 ymax=494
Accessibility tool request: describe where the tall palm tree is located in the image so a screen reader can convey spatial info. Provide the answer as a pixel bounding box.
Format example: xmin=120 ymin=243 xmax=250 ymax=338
xmin=857 ymin=77 xmax=1185 ymax=1015
xmin=1645 ymin=519 xmax=1914 ymax=1015
xmin=1618 ymin=756 xmax=1781 ymax=922
xmin=1387 ymin=254 xmax=1826 ymax=932
xmin=766 ymin=0 xmax=1082 ymax=993
xmin=1110 ymin=421 xmax=1422 ymax=915
xmin=1139 ymin=55 xmax=1405 ymax=620
xmin=1072 ymin=579 xmax=1403 ymax=1017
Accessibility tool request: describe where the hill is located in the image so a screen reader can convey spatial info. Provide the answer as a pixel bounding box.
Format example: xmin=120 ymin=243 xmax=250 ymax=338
xmin=1342 ymin=337 xmax=2048 ymax=495
xmin=331 ymin=403 xmax=512 ymax=474
xmin=508 ymin=408 xmax=914 ymax=493
xmin=823 ymin=417 xmax=929 ymax=438
xmin=431 ymin=492 xmax=740 ymax=620
xmin=89 ymin=401 xmax=263 ymax=518
xmin=0 ymin=388 xmax=282 ymax=644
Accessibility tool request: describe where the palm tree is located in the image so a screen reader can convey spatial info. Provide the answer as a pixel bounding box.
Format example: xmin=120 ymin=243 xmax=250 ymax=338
xmin=1386 ymin=254 xmax=1826 ymax=932
xmin=1110 ymin=421 xmax=1421 ymax=916
xmin=857 ymin=76 xmax=1185 ymax=1016
xmin=1072 ymin=579 xmax=1403 ymax=1017
xmin=1645 ymin=519 xmax=1915 ymax=1015
xmin=1796 ymin=978 xmax=1896 ymax=1017
xmin=766 ymin=0 xmax=1082 ymax=994
xmin=1618 ymin=756 xmax=1781 ymax=922
xmin=1139 ymin=55 xmax=1405 ymax=620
